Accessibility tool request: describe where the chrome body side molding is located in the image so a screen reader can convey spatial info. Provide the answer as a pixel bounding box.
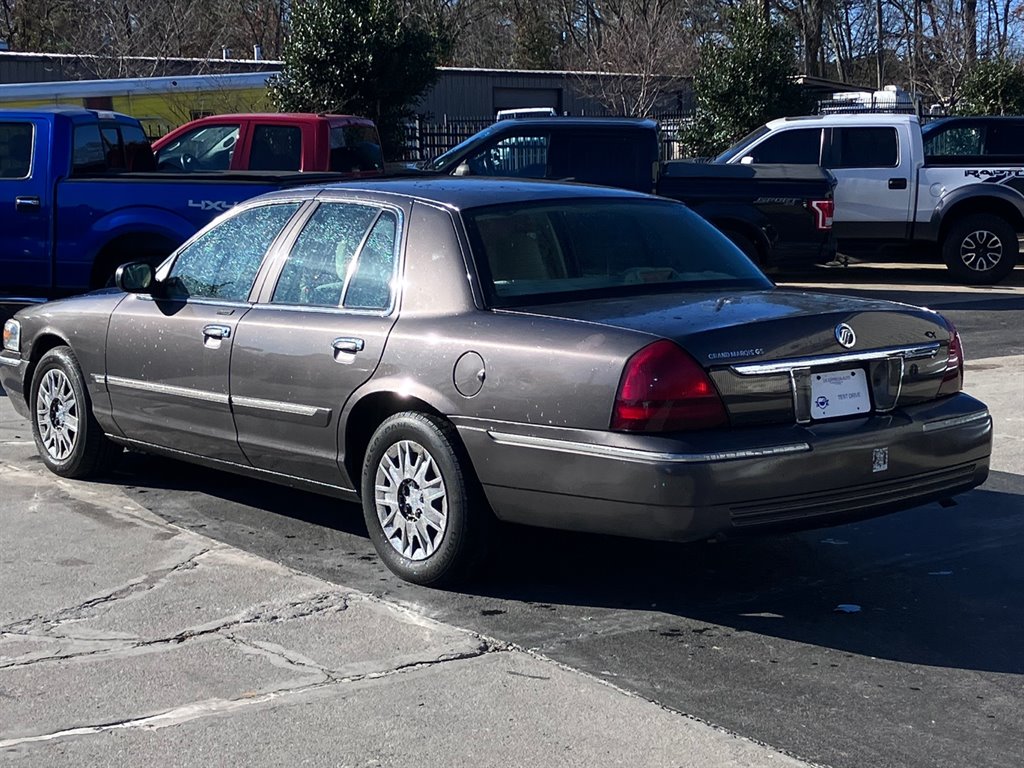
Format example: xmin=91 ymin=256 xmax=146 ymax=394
xmin=486 ymin=430 xmax=812 ymax=464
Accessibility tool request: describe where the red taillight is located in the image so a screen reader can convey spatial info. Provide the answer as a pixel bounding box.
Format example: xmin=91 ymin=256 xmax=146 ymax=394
xmin=611 ymin=340 xmax=728 ymax=432
xmin=810 ymin=200 xmax=834 ymax=231
xmin=937 ymin=318 xmax=964 ymax=396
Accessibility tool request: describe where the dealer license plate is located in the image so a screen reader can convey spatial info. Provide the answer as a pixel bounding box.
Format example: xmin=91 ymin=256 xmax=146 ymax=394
xmin=810 ymin=368 xmax=870 ymax=420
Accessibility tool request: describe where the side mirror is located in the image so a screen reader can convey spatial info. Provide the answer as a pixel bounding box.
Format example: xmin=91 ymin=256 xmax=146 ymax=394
xmin=453 ymin=161 xmax=471 ymax=177
xmin=114 ymin=261 xmax=155 ymax=294
xmin=739 ymin=155 xmax=755 ymax=165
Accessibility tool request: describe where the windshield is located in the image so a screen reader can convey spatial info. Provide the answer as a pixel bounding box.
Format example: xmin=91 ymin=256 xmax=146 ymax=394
xmin=713 ymin=125 xmax=771 ymax=163
xmin=463 ymin=198 xmax=771 ymax=307
xmin=426 ymin=124 xmax=501 ymax=171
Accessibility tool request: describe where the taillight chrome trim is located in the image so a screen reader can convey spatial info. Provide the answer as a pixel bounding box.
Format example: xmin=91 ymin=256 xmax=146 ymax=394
xmin=729 ymin=342 xmax=940 ymax=376
xmin=487 ymin=429 xmax=810 ymax=464
xmin=921 ymin=409 xmax=989 ymax=433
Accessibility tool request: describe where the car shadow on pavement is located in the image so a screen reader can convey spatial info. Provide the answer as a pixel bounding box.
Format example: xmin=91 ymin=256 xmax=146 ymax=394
xmin=102 ymin=450 xmax=1024 ymax=676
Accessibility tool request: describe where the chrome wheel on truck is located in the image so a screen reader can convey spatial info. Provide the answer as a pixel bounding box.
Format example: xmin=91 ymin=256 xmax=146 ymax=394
xmin=942 ymin=213 xmax=1018 ymax=285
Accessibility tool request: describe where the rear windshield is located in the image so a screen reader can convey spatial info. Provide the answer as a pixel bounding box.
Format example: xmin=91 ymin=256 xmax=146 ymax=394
xmin=463 ymin=198 xmax=771 ymax=307
xmin=330 ymin=125 xmax=383 ymax=172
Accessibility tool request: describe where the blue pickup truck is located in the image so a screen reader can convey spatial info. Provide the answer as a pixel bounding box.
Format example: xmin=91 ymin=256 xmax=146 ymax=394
xmin=0 ymin=107 xmax=332 ymax=298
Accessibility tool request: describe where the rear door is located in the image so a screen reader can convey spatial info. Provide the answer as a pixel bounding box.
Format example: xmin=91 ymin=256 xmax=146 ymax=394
xmin=230 ymin=199 xmax=403 ymax=485
xmin=825 ymin=126 xmax=912 ymax=239
xmin=105 ymin=201 xmax=301 ymax=461
xmin=0 ymin=118 xmax=51 ymax=292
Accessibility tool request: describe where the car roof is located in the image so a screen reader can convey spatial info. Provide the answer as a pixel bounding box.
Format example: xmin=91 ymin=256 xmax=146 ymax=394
xmin=485 ymin=116 xmax=657 ymax=130
xmin=257 ymin=176 xmax=656 ymax=210
xmin=766 ymin=113 xmax=919 ymax=128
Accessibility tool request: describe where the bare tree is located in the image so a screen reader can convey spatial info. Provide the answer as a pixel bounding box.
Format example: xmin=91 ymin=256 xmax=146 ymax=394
xmin=561 ymin=0 xmax=692 ymax=115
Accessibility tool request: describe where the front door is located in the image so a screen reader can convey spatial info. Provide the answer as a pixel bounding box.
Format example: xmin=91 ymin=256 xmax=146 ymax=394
xmin=0 ymin=118 xmax=52 ymax=293
xmin=105 ymin=201 xmax=301 ymax=461
xmin=231 ymin=200 xmax=402 ymax=485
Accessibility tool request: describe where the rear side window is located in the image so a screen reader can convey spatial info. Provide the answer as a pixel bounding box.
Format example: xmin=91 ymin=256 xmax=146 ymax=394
xmin=746 ymin=129 xmax=821 ymax=164
xmin=985 ymin=122 xmax=1024 ymax=155
xmin=330 ymin=125 xmax=383 ymax=172
xmin=272 ymin=203 xmax=380 ymax=307
xmin=249 ymin=124 xmax=302 ymax=171
xmin=924 ymin=125 xmax=983 ymax=156
xmin=100 ymin=124 xmax=126 ymax=169
xmin=344 ymin=211 xmax=398 ymax=310
xmin=120 ymin=124 xmax=156 ymax=171
xmin=830 ymin=127 xmax=899 ymax=168
xmin=553 ymin=132 xmax=651 ymax=190
xmin=72 ymin=124 xmax=107 ymax=175
xmin=167 ymin=203 xmax=300 ymax=301
xmin=0 ymin=122 xmax=33 ymax=179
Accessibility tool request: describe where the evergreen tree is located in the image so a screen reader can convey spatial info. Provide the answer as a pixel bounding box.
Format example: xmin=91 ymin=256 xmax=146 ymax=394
xmin=956 ymin=59 xmax=1024 ymax=116
xmin=269 ymin=0 xmax=447 ymax=157
xmin=681 ymin=5 xmax=809 ymax=157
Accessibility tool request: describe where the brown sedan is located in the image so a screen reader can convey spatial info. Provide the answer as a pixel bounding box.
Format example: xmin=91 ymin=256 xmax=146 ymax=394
xmin=0 ymin=179 xmax=992 ymax=584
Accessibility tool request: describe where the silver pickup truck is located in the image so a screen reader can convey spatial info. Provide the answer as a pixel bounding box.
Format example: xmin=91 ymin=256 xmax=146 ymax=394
xmin=715 ymin=113 xmax=1024 ymax=284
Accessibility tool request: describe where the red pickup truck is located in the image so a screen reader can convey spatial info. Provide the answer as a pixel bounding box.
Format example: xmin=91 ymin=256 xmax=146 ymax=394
xmin=151 ymin=113 xmax=384 ymax=176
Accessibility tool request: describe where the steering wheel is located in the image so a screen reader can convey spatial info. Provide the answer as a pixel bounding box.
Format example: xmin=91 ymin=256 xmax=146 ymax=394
xmin=179 ymin=153 xmax=196 ymax=171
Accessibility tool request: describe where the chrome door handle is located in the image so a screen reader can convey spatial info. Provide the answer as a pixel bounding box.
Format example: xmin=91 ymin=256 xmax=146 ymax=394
xmin=15 ymin=196 xmax=41 ymax=212
xmin=203 ymin=324 xmax=231 ymax=340
xmin=332 ymin=337 xmax=365 ymax=354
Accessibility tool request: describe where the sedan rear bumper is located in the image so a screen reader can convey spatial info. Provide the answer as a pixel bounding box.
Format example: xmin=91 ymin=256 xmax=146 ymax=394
xmin=454 ymin=393 xmax=992 ymax=541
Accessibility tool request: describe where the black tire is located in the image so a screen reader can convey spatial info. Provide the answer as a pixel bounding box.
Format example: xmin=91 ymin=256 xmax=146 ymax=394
xmin=30 ymin=347 xmax=122 ymax=479
xmin=360 ymin=412 xmax=490 ymax=586
xmin=941 ymin=213 xmax=1019 ymax=285
xmin=723 ymin=229 xmax=761 ymax=264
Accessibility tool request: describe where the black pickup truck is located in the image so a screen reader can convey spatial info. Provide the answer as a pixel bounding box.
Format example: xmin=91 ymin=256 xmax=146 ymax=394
xmin=410 ymin=118 xmax=836 ymax=268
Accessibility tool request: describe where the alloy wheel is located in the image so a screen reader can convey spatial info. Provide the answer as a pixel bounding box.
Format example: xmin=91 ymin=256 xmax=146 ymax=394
xmin=35 ymin=368 xmax=79 ymax=461
xmin=374 ymin=439 xmax=448 ymax=561
xmin=960 ymin=230 xmax=1003 ymax=272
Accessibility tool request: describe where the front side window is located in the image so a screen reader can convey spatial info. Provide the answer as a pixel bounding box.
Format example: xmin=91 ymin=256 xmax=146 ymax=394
xmin=167 ymin=203 xmax=300 ymax=301
xmin=464 ymin=133 xmax=549 ymax=177
xmin=249 ymin=124 xmax=302 ymax=171
xmin=463 ymin=199 xmax=770 ymax=306
xmin=745 ymin=129 xmax=821 ymax=164
xmin=156 ymin=123 xmax=240 ymax=172
xmin=0 ymin=122 xmax=33 ymax=179
xmin=271 ymin=203 xmax=380 ymax=308
xmin=830 ymin=127 xmax=899 ymax=168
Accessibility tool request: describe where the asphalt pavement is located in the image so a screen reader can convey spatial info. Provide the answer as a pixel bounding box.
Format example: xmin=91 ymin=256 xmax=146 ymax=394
xmin=2 ymin=263 xmax=1022 ymax=767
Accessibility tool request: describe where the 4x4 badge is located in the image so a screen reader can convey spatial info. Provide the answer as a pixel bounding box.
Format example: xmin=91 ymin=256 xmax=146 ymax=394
xmin=835 ymin=323 xmax=856 ymax=348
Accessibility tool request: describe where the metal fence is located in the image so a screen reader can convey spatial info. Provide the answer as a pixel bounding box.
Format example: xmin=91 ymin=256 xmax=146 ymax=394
xmin=399 ymin=113 xmax=694 ymax=164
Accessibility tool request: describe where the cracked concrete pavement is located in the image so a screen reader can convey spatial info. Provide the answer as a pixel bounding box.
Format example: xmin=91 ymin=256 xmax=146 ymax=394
xmin=0 ymin=399 xmax=812 ymax=768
